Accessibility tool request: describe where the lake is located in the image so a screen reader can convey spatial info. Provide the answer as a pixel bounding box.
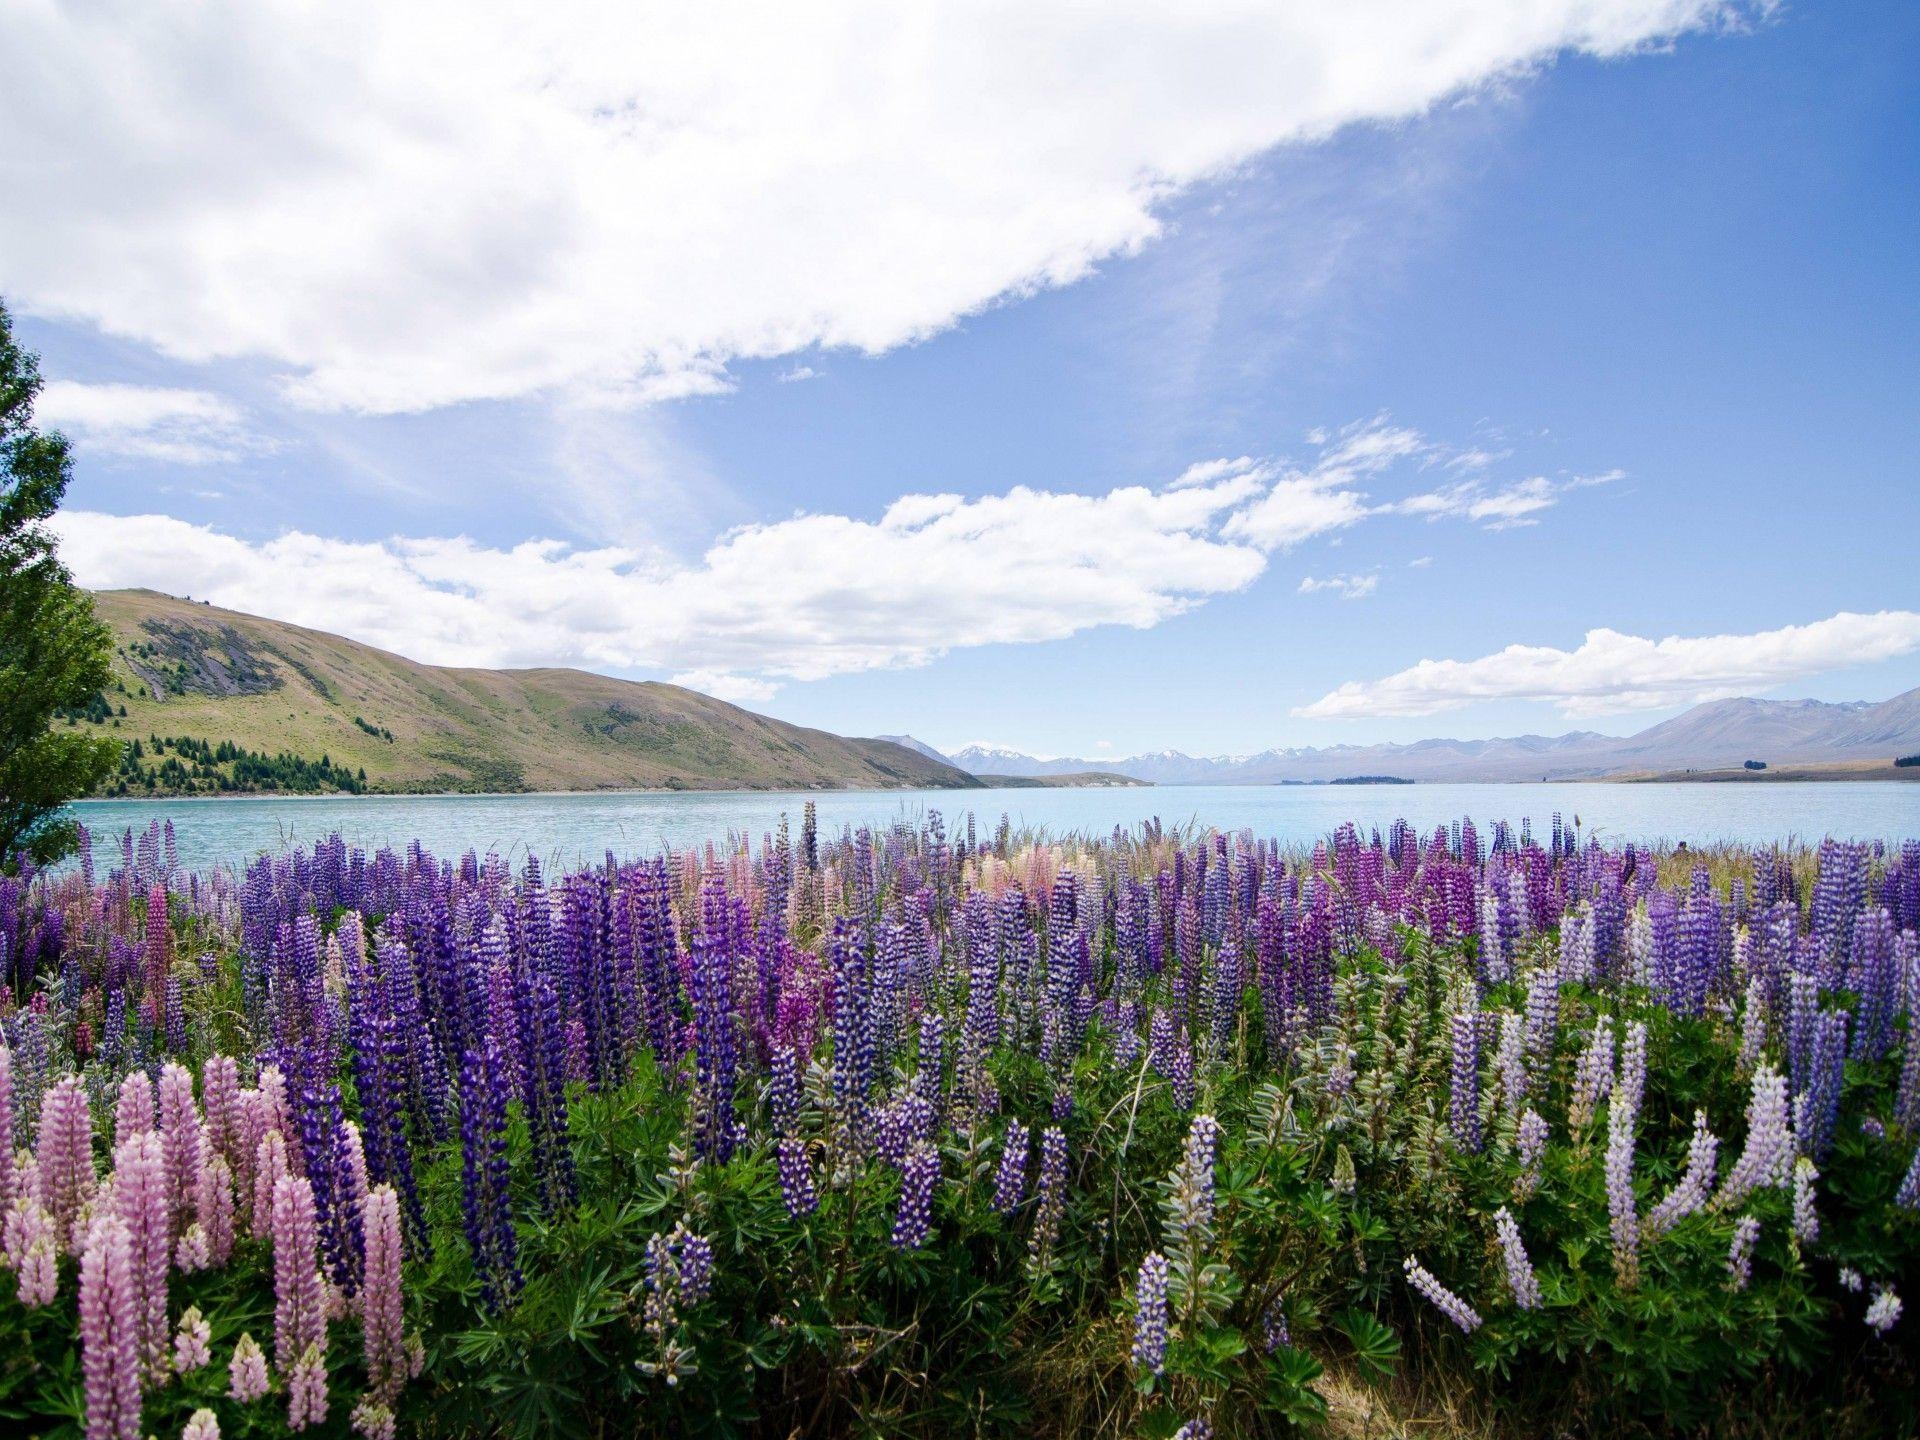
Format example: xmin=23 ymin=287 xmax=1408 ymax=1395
xmin=66 ymin=781 xmax=1920 ymax=874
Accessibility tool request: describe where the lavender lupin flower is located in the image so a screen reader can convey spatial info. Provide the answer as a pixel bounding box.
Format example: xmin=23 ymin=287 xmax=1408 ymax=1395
xmin=1449 ymin=1009 xmax=1483 ymax=1154
xmin=1643 ymin=1111 xmax=1719 ymax=1239
xmin=1403 ymin=1255 xmax=1481 ymax=1333
xmin=361 ymin=1186 xmax=407 ymax=1403
xmin=1493 ymin=1208 xmax=1540 ymax=1310
xmin=1791 ymin=1157 xmax=1820 ymax=1245
xmin=1027 ymin=1125 xmax=1068 ymax=1273
xmin=174 ymin=1306 xmax=212 ymax=1373
xmin=1865 ymin=1286 xmax=1903 ymax=1336
xmin=1171 ymin=1423 xmax=1212 ymax=1440
xmin=1514 ymin=1109 xmax=1549 ymax=1200
xmin=1726 ymin=1216 xmax=1761 ymax=1291
xmin=182 ymin=1409 xmax=220 ymax=1440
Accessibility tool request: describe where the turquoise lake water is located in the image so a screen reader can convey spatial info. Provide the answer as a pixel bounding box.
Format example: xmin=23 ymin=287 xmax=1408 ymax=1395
xmin=66 ymin=781 xmax=1920 ymax=873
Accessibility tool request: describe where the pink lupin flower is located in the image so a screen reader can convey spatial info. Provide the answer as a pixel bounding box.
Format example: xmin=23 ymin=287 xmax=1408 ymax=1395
xmin=0 ymin=1043 xmax=15 ymax=1209
xmin=79 ymin=1214 xmax=143 ymax=1440
xmin=256 ymin=1066 xmax=302 ymax=1173
xmin=5 ymin=1196 xmax=60 ymax=1307
xmin=288 ymin=1346 xmax=329 ymax=1431
xmin=198 ymin=1151 xmax=235 ymax=1268
xmin=182 ymin=1408 xmax=220 ymax=1440
xmin=158 ymin=1063 xmax=204 ymax=1240
xmin=200 ymin=1056 xmax=241 ymax=1174
xmin=253 ymin=1130 xmax=290 ymax=1241
xmin=361 ymin=1186 xmax=407 ymax=1403
xmin=35 ymin=1076 xmax=98 ymax=1248
xmin=173 ymin=1305 xmax=212 ymax=1372
xmin=114 ymin=1071 xmax=156 ymax=1146
xmin=110 ymin=1129 xmax=172 ymax=1384
xmin=271 ymin=1173 xmax=328 ymax=1380
xmin=227 ymin=1333 xmax=270 ymax=1403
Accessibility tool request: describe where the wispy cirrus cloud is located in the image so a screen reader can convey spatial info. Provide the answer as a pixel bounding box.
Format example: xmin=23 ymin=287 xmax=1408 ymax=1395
xmin=1297 ymin=572 xmax=1380 ymax=600
xmin=1295 ymin=610 xmax=1920 ymax=719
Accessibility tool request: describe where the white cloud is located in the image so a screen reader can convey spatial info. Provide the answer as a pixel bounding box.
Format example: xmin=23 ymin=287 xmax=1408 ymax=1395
xmin=1297 ymin=572 xmax=1379 ymax=600
xmin=668 ymin=671 xmax=781 ymax=706
xmin=776 ymin=366 xmax=819 ymax=384
xmin=1220 ymin=417 xmax=1426 ymax=550
xmin=1408 ymin=554 xmax=1434 ymax=568
xmin=1295 ymin=610 xmax=1920 ymax=719
xmin=33 ymin=381 xmax=261 ymax=464
xmin=1 ymin=1 xmax=1745 ymax=414
xmin=55 ymin=464 xmax=1270 ymax=696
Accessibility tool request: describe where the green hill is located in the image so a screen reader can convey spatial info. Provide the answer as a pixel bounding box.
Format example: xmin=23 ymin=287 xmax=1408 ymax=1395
xmin=75 ymin=590 xmax=982 ymax=797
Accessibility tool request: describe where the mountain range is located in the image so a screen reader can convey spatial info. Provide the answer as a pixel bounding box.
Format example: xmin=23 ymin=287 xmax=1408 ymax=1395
xmin=903 ymin=689 xmax=1920 ymax=784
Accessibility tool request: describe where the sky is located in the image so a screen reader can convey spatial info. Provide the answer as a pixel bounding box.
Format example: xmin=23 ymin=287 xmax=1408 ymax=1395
xmin=5 ymin=0 xmax=1917 ymax=761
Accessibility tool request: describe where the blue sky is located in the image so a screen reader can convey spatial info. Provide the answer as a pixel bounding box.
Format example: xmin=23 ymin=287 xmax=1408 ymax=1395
xmin=7 ymin=1 xmax=1918 ymax=759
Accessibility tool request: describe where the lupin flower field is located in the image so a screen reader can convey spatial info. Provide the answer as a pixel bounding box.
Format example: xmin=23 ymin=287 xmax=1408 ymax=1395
xmin=1 ymin=808 xmax=1918 ymax=1439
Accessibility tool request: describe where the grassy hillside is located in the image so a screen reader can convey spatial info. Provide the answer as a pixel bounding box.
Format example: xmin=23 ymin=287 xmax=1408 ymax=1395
xmin=76 ymin=590 xmax=982 ymax=796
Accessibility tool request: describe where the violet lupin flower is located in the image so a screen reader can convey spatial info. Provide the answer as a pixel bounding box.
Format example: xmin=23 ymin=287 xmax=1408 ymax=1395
xmin=891 ymin=1142 xmax=938 ymax=1250
xmin=79 ymin=1213 xmax=143 ymax=1440
xmin=1726 ymin=1215 xmax=1761 ymax=1291
xmin=1403 ymin=1255 xmax=1482 ymax=1333
xmin=1172 ymin=1423 xmax=1212 ymax=1440
xmin=1131 ymin=1251 xmax=1171 ymax=1375
xmin=1492 ymin=1208 xmax=1540 ymax=1311
xmin=775 ymin=1137 xmax=818 ymax=1219
xmin=991 ymin=1121 xmax=1029 ymax=1214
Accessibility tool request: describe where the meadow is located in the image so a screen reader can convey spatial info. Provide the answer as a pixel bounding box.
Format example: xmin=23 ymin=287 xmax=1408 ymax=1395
xmin=0 ymin=809 xmax=1916 ymax=1439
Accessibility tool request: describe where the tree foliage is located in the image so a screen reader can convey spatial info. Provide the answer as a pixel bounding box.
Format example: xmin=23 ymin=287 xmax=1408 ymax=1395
xmin=0 ymin=298 xmax=119 ymax=864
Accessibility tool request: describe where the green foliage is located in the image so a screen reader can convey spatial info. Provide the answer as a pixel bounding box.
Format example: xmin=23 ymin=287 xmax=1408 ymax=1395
xmin=0 ymin=299 xmax=119 ymax=863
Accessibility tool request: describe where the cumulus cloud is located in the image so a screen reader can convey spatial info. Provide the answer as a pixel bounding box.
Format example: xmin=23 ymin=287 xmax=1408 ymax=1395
xmin=1 ymin=1 xmax=1745 ymax=413
xmin=1295 ymin=611 xmax=1920 ymax=719
xmin=1297 ymin=572 xmax=1379 ymax=600
xmin=55 ymin=464 xmax=1270 ymax=698
xmin=33 ymin=381 xmax=262 ymax=464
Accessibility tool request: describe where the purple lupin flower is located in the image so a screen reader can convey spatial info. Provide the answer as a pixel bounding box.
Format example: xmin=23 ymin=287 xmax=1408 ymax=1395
xmin=458 ymin=1043 xmax=520 ymax=1313
xmin=1605 ymin=1023 xmax=1647 ymax=1288
xmin=1403 ymin=1255 xmax=1481 ymax=1333
xmin=1027 ymin=1125 xmax=1068 ymax=1273
xmin=891 ymin=1142 xmax=938 ymax=1250
xmin=1131 ymin=1251 xmax=1171 ymax=1375
xmin=1865 ymin=1286 xmax=1903 ymax=1336
xmin=157 ymin=1062 xmax=203 ymax=1242
xmin=775 ymin=1137 xmax=818 ymax=1218
xmin=1718 ymin=1062 xmax=1793 ymax=1208
xmin=79 ymin=1213 xmax=143 ymax=1440
xmin=1514 ymin=1108 xmax=1549 ymax=1201
xmin=991 ymin=1121 xmax=1029 ymax=1214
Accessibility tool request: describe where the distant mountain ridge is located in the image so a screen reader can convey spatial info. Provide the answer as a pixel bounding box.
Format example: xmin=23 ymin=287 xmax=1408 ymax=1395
xmin=85 ymin=590 xmax=982 ymax=795
xmin=925 ymin=689 xmax=1920 ymax=784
